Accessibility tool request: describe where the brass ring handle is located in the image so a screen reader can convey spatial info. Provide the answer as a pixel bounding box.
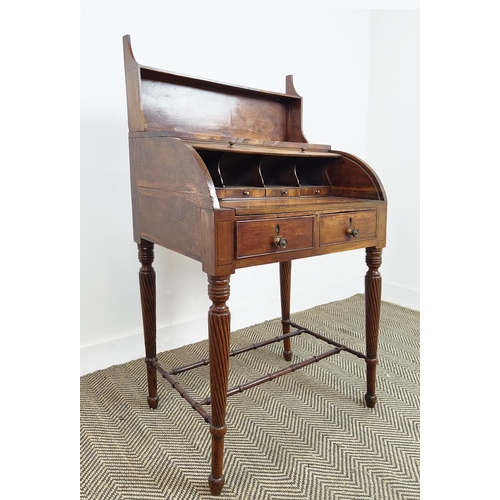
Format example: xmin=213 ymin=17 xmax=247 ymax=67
xmin=274 ymin=236 xmax=288 ymax=249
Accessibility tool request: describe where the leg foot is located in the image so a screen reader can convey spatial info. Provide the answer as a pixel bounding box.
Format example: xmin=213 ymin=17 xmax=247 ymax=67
xmin=208 ymin=425 xmax=227 ymax=495
xmin=364 ymin=359 xmax=378 ymax=407
xmin=146 ymin=358 xmax=159 ymax=409
xmin=365 ymin=393 xmax=377 ymax=408
xmin=208 ymin=474 xmax=225 ymax=496
xmin=147 ymin=395 xmax=159 ymax=409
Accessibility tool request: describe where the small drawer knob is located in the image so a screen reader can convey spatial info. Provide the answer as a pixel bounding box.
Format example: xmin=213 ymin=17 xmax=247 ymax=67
xmin=243 ymin=190 xmax=250 ymax=196
xmin=315 ymin=189 xmax=321 ymax=195
xmin=274 ymin=236 xmax=288 ymax=249
xmin=281 ymin=190 xmax=288 ymax=196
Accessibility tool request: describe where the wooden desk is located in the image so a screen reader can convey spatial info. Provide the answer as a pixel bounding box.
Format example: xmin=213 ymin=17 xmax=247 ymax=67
xmin=123 ymin=35 xmax=386 ymax=496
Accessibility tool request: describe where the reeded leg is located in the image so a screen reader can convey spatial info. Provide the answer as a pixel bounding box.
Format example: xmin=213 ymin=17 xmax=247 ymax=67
xmin=138 ymin=239 xmax=159 ymax=409
xmin=207 ymin=275 xmax=231 ymax=496
xmin=364 ymin=247 xmax=382 ymax=408
xmin=280 ymin=261 xmax=293 ymax=361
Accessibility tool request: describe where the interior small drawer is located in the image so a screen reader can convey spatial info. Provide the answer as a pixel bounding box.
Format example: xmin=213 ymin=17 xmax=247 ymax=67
xmin=236 ymin=216 xmax=314 ymax=259
xmin=320 ymin=210 xmax=377 ymax=245
xmin=265 ymin=187 xmax=300 ymax=197
xmin=300 ymin=186 xmax=331 ymax=196
xmin=217 ymin=187 xmax=265 ymax=199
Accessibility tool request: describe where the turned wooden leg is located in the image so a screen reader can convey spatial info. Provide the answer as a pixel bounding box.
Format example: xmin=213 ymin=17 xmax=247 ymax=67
xmin=280 ymin=261 xmax=293 ymax=361
xmin=364 ymin=247 xmax=382 ymax=408
xmin=207 ymin=275 xmax=231 ymax=496
xmin=138 ymin=239 xmax=159 ymax=409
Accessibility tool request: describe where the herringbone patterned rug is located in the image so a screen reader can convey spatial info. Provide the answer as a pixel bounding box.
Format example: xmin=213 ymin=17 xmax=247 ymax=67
xmin=81 ymin=294 xmax=420 ymax=499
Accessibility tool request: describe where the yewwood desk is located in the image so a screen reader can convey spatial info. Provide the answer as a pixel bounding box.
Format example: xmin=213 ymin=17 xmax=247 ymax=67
xmin=123 ymin=35 xmax=386 ymax=496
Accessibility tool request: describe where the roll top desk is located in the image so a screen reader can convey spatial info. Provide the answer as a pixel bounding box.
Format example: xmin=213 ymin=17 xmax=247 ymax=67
xmin=123 ymin=35 xmax=386 ymax=496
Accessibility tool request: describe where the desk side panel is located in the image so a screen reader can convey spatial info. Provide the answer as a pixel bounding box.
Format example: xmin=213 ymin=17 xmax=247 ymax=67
xmin=129 ymin=136 xmax=219 ymax=261
xmin=136 ymin=189 xmax=203 ymax=261
xmin=327 ymin=151 xmax=387 ymax=201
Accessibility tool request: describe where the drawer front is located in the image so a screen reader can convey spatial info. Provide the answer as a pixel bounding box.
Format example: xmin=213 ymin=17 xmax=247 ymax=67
xmin=300 ymin=186 xmax=331 ymax=197
xmin=217 ymin=187 xmax=265 ymax=199
xmin=236 ymin=216 xmax=314 ymax=259
xmin=265 ymin=187 xmax=300 ymax=198
xmin=320 ymin=210 xmax=377 ymax=245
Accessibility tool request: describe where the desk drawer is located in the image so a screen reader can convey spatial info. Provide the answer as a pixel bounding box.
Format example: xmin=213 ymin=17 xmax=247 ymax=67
xmin=320 ymin=210 xmax=377 ymax=246
xmin=265 ymin=187 xmax=301 ymax=197
xmin=300 ymin=186 xmax=331 ymax=197
xmin=236 ymin=216 xmax=314 ymax=259
xmin=217 ymin=187 xmax=265 ymax=199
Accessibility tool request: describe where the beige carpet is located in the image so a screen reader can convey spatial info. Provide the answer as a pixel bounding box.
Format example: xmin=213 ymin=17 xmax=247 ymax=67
xmin=81 ymin=294 xmax=419 ymax=499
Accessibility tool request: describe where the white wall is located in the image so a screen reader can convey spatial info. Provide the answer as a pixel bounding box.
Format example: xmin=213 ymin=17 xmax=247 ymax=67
xmin=367 ymin=9 xmax=420 ymax=300
xmin=80 ymin=5 xmax=419 ymax=375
